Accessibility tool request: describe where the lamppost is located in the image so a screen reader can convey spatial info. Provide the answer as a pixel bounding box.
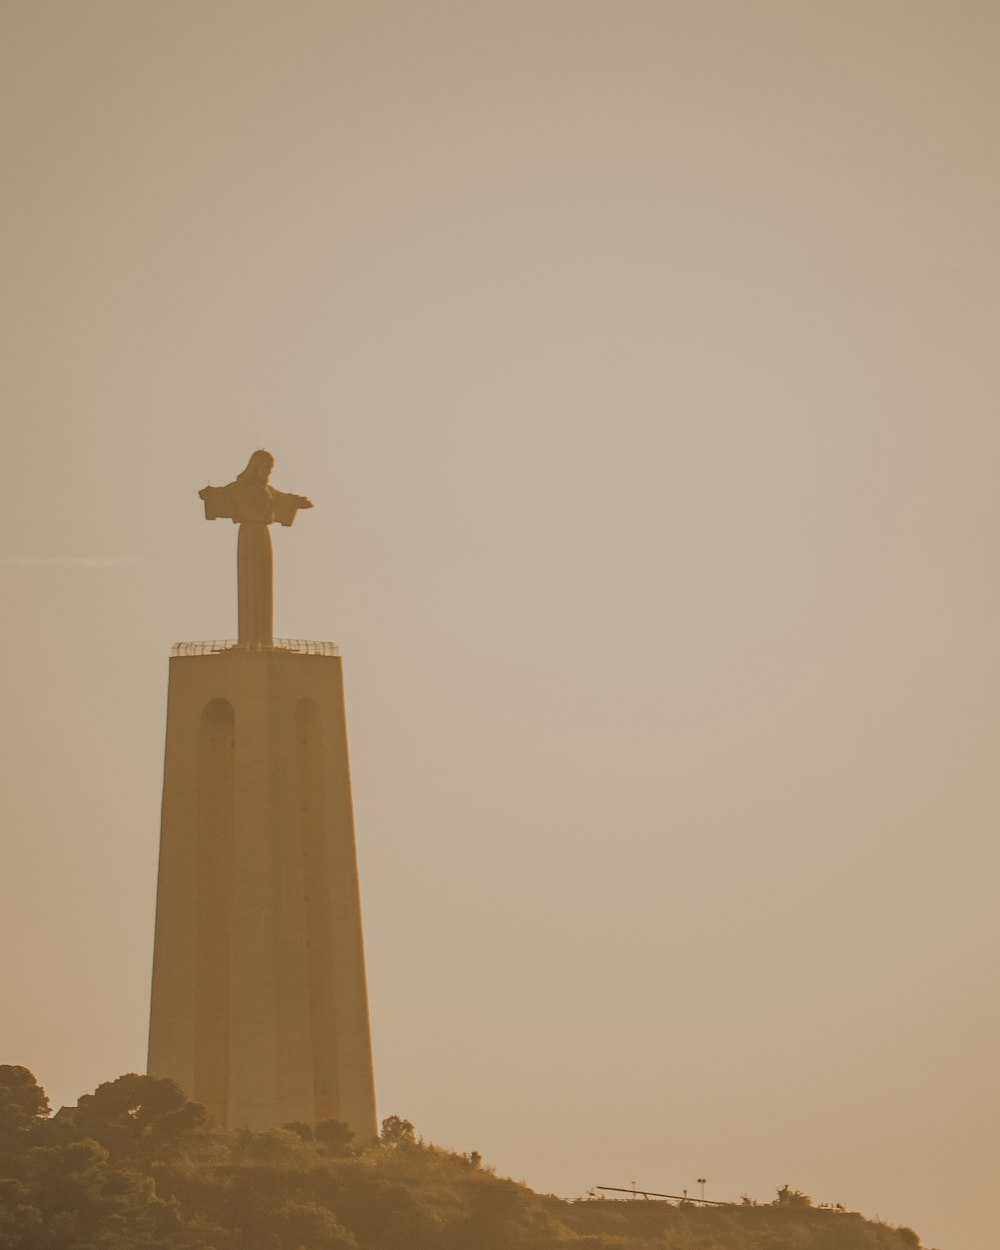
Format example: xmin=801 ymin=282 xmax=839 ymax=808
xmin=697 ymin=1178 xmax=707 ymax=1202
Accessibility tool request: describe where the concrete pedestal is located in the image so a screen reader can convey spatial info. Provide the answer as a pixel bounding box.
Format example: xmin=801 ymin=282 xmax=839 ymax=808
xmin=148 ymin=646 xmax=377 ymax=1139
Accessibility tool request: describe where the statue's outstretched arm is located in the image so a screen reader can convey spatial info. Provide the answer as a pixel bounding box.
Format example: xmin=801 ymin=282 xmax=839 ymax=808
xmin=199 ymin=482 xmax=238 ymax=521
xmin=270 ymin=487 xmax=313 ymax=526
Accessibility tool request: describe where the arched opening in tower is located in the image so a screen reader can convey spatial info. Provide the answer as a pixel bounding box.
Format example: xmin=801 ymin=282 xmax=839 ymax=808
xmin=195 ymin=697 xmax=234 ymax=1125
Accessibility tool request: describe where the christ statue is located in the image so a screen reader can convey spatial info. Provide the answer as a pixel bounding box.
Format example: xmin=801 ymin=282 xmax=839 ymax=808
xmin=199 ymin=450 xmax=313 ymax=647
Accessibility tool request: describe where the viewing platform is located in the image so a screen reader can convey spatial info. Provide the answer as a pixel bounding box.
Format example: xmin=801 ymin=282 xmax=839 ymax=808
xmin=171 ymin=638 xmax=340 ymax=657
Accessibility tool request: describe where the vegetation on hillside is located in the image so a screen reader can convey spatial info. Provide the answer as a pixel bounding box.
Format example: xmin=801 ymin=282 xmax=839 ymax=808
xmin=0 ymin=1066 xmax=931 ymax=1250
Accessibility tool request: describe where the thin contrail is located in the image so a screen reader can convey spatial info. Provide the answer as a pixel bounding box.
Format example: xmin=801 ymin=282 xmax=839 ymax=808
xmin=1 ymin=556 xmax=152 ymax=568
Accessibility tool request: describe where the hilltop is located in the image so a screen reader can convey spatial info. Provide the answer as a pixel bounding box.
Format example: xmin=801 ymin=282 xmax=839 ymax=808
xmin=0 ymin=1067 xmax=933 ymax=1250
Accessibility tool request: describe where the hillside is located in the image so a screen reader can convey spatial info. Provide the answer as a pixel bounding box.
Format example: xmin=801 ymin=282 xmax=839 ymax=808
xmin=0 ymin=1067 xmax=932 ymax=1250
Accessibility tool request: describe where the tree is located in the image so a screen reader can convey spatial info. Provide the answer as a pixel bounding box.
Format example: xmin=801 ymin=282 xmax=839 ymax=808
xmin=775 ymin=1184 xmax=814 ymax=1208
xmin=18 ymin=1138 xmax=166 ymax=1247
xmin=74 ymin=1073 xmax=205 ymax=1156
xmin=379 ymin=1115 xmax=416 ymax=1149
xmin=0 ymin=1065 xmax=50 ymax=1137
xmin=270 ymin=1201 xmax=357 ymax=1249
xmin=315 ymin=1119 xmax=355 ymax=1156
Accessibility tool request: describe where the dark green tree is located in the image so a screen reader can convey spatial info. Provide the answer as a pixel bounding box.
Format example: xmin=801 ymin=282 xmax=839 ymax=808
xmin=74 ymin=1073 xmax=205 ymax=1156
xmin=315 ymin=1118 xmax=355 ymax=1156
xmin=775 ymin=1185 xmax=814 ymax=1209
xmin=379 ymin=1115 xmax=416 ymax=1149
xmin=0 ymin=1065 xmax=50 ymax=1138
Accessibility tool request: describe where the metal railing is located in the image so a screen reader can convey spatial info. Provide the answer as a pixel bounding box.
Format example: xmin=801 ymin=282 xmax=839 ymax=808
xmin=595 ymin=1186 xmax=730 ymax=1206
xmin=171 ymin=638 xmax=340 ymax=657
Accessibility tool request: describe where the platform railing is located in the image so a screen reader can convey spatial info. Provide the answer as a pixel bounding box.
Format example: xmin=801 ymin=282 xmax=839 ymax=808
xmin=171 ymin=638 xmax=340 ymax=657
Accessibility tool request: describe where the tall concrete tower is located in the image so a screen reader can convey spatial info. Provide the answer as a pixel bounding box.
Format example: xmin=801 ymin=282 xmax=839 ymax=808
xmin=148 ymin=451 xmax=377 ymax=1140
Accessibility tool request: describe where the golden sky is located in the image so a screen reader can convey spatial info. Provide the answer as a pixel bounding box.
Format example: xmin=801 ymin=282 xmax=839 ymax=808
xmin=3 ymin=4 xmax=998 ymax=1248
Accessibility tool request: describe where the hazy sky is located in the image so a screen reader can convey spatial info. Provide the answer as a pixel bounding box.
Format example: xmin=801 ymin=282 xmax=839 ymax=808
xmin=3 ymin=4 xmax=998 ymax=1248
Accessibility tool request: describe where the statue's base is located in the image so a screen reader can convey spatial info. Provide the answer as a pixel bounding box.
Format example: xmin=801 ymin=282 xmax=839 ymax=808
xmin=148 ymin=645 xmax=376 ymax=1139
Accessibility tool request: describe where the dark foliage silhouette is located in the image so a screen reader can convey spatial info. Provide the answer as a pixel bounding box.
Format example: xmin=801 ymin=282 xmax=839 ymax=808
xmin=0 ymin=1068 xmax=932 ymax=1250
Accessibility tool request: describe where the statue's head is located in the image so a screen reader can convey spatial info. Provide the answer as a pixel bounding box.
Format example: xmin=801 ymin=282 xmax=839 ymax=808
xmin=238 ymin=449 xmax=275 ymax=485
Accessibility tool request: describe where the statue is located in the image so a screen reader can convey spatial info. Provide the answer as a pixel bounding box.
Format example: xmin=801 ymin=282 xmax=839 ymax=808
xmin=199 ymin=450 xmax=313 ymax=647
